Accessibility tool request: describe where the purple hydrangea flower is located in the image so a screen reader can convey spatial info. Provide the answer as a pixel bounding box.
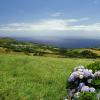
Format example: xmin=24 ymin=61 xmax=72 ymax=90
xmin=68 ymin=75 xmax=75 ymax=82
xmin=74 ymin=92 xmax=80 ymax=98
xmin=89 ymin=87 xmax=95 ymax=92
xmin=81 ymin=86 xmax=90 ymax=92
xmin=70 ymin=89 xmax=75 ymax=97
xmin=78 ymin=82 xmax=85 ymax=91
xmin=83 ymin=69 xmax=93 ymax=78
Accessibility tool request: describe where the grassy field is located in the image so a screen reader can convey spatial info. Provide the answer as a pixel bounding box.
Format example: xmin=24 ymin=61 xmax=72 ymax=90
xmin=0 ymin=54 xmax=95 ymax=100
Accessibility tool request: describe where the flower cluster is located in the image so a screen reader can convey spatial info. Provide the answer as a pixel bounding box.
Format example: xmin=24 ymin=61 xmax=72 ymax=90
xmin=68 ymin=66 xmax=94 ymax=82
xmin=81 ymin=86 xmax=95 ymax=92
xmin=77 ymin=82 xmax=95 ymax=92
xmin=66 ymin=65 xmax=100 ymax=100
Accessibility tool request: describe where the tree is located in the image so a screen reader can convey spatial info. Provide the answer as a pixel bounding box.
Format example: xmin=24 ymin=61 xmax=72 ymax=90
xmin=80 ymin=50 xmax=97 ymax=58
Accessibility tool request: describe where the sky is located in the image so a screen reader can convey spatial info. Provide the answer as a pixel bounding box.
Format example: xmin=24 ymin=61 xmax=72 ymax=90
xmin=0 ymin=0 xmax=100 ymax=39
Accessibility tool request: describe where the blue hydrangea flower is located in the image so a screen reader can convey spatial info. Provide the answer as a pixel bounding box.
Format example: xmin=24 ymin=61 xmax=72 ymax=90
xmin=81 ymin=86 xmax=90 ymax=92
xmin=78 ymin=82 xmax=85 ymax=91
xmin=89 ymin=87 xmax=95 ymax=92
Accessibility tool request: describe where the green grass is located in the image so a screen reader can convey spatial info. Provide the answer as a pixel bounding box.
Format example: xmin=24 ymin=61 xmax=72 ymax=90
xmin=0 ymin=55 xmax=94 ymax=100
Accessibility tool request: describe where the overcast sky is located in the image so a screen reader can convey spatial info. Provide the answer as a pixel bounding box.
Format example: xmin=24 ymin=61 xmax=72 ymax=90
xmin=0 ymin=0 xmax=100 ymax=39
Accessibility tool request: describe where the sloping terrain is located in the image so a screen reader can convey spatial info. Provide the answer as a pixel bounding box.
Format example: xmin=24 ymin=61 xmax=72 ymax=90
xmin=0 ymin=54 xmax=94 ymax=100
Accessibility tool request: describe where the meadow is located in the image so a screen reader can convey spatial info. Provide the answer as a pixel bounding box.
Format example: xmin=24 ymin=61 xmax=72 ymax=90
xmin=0 ymin=54 xmax=95 ymax=100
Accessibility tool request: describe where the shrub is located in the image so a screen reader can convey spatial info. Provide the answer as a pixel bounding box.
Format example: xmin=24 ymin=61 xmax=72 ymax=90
xmin=91 ymin=79 xmax=100 ymax=89
xmin=80 ymin=50 xmax=97 ymax=58
xmin=75 ymin=92 xmax=97 ymax=100
xmin=67 ymin=65 xmax=100 ymax=100
xmin=87 ymin=62 xmax=100 ymax=73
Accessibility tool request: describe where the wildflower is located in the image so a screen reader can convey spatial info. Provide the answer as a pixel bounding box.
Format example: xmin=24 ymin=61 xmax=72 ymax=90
xmin=78 ymin=68 xmax=83 ymax=72
xmin=79 ymin=74 xmax=83 ymax=79
xmin=74 ymin=92 xmax=80 ymax=98
xmin=81 ymin=86 xmax=90 ymax=92
xmin=68 ymin=75 xmax=75 ymax=82
xmin=89 ymin=87 xmax=95 ymax=92
xmin=69 ymin=89 xmax=75 ymax=97
xmin=78 ymin=82 xmax=85 ymax=91
xmin=83 ymin=69 xmax=93 ymax=78
xmin=67 ymin=65 xmax=98 ymax=99
xmin=65 ymin=98 xmax=68 ymax=100
xmin=89 ymin=69 xmax=92 ymax=73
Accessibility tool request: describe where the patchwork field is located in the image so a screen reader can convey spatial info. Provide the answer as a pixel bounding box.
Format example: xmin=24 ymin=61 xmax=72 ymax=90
xmin=0 ymin=55 xmax=96 ymax=100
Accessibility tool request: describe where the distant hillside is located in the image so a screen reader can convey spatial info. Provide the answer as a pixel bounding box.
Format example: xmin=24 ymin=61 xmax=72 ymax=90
xmin=0 ymin=37 xmax=100 ymax=58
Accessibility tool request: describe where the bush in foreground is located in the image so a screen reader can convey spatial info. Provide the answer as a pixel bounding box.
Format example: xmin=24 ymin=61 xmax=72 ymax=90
xmin=87 ymin=62 xmax=100 ymax=73
xmin=66 ymin=65 xmax=100 ymax=100
xmin=74 ymin=92 xmax=97 ymax=100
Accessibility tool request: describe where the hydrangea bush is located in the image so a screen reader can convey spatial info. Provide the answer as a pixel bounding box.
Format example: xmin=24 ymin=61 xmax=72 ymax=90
xmin=66 ymin=64 xmax=100 ymax=100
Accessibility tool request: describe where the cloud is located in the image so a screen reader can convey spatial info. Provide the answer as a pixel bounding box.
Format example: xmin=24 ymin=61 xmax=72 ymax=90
xmin=51 ymin=12 xmax=64 ymax=17
xmin=79 ymin=17 xmax=89 ymax=21
xmin=66 ymin=23 xmax=100 ymax=31
xmin=0 ymin=18 xmax=100 ymax=33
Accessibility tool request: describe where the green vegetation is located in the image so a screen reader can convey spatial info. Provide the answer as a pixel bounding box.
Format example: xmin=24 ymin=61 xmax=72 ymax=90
xmin=0 ymin=54 xmax=94 ymax=100
xmin=87 ymin=61 xmax=100 ymax=72
xmin=0 ymin=37 xmax=99 ymax=99
xmin=87 ymin=62 xmax=100 ymax=90
xmin=0 ymin=37 xmax=100 ymax=58
xmin=80 ymin=50 xmax=97 ymax=58
xmin=92 ymin=79 xmax=100 ymax=89
xmin=76 ymin=92 xmax=97 ymax=100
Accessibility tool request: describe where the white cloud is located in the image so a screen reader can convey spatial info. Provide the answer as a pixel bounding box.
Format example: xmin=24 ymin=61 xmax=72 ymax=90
xmin=51 ymin=12 xmax=64 ymax=17
xmin=79 ymin=17 xmax=89 ymax=21
xmin=0 ymin=18 xmax=100 ymax=33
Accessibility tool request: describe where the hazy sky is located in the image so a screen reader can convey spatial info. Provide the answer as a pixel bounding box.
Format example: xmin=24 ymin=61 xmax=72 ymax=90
xmin=0 ymin=0 xmax=100 ymax=39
